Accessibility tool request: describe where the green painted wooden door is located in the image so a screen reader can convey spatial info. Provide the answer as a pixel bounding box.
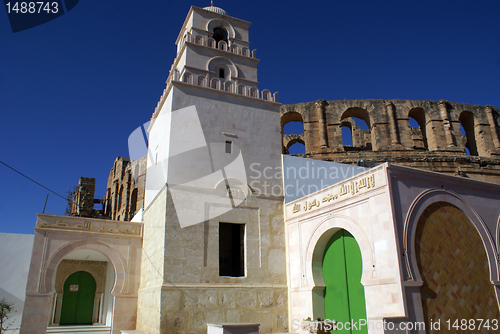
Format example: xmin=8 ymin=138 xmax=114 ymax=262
xmin=323 ymin=230 xmax=367 ymax=333
xmin=60 ymin=271 xmax=96 ymax=325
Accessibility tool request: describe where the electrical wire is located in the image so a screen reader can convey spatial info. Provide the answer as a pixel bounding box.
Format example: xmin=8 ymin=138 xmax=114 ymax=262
xmin=0 ymin=160 xmax=69 ymax=202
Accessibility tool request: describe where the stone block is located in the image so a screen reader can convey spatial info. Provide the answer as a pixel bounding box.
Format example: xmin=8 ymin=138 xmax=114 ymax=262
xmin=237 ymin=291 xmax=257 ymax=308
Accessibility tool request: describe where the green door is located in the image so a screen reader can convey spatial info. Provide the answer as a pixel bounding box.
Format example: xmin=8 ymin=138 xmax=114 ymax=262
xmin=323 ymin=230 xmax=367 ymax=333
xmin=60 ymin=271 xmax=96 ymax=325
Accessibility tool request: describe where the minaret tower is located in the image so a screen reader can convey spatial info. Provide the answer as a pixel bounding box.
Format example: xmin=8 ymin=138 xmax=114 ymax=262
xmin=137 ymin=5 xmax=287 ymax=333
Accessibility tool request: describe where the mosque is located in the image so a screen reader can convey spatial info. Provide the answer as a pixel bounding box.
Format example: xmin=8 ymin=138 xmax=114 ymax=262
xmin=16 ymin=3 xmax=500 ymax=334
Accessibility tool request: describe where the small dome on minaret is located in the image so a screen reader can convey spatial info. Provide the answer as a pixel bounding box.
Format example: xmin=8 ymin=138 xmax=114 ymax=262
xmin=203 ymin=1 xmax=228 ymax=16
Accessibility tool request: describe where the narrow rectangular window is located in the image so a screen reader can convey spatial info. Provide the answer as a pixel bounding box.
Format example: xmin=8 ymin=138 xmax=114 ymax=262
xmin=225 ymin=140 xmax=232 ymax=154
xmin=219 ymin=222 xmax=245 ymax=277
xmin=219 ymin=68 xmax=225 ymax=78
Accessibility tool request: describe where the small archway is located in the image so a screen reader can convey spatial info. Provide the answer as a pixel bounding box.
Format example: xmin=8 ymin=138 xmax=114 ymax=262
xmin=305 ymin=216 xmax=374 ymax=319
xmin=415 ymin=201 xmax=499 ymax=326
xmin=51 ymin=249 xmax=113 ymax=326
xmin=20 ymin=214 xmax=141 ymax=334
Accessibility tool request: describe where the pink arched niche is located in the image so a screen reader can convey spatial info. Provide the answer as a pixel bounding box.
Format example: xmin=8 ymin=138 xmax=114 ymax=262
xmin=42 ymin=239 xmax=126 ymax=296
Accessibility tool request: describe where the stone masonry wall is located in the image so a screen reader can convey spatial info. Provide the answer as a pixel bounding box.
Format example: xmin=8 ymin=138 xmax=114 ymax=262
xmin=281 ymin=99 xmax=500 ymax=184
xmin=137 ymin=186 xmax=288 ymax=334
xmin=103 ymin=156 xmax=146 ymax=221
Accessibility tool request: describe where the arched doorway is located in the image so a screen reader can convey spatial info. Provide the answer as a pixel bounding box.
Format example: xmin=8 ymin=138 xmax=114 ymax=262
xmin=415 ymin=202 xmax=500 ymax=328
xmin=323 ymin=229 xmax=367 ymax=333
xmin=60 ymin=271 xmax=96 ymax=325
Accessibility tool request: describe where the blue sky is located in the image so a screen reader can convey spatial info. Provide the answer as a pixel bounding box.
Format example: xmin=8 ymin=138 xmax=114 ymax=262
xmin=1 ymin=0 xmax=499 ymax=234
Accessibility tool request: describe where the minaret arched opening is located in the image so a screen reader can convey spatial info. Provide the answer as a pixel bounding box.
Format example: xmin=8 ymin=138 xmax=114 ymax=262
xmin=212 ymin=27 xmax=228 ymax=47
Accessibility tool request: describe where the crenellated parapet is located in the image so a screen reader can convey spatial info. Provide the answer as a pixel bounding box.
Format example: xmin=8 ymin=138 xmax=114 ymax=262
xmin=281 ymin=99 xmax=500 ymax=183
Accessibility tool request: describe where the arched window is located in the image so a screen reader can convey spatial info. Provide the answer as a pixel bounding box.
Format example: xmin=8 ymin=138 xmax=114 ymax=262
xmin=459 ymin=123 xmax=471 ymax=155
xmin=340 ymin=117 xmax=370 ymax=150
xmin=408 ymin=108 xmax=429 ymax=150
xmin=117 ymin=185 xmax=123 ymax=220
xmin=261 ymin=89 xmax=271 ymax=101
xmin=281 ymin=111 xmax=304 ymax=134
xmin=459 ymin=111 xmax=478 ymax=156
xmin=224 ymin=81 xmax=233 ymax=93
xmin=341 ymin=121 xmax=353 ymax=147
xmin=210 ymin=78 xmax=220 ymax=90
xmin=281 ymin=111 xmax=305 ymax=154
xmin=340 ymin=108 xmax=372 ymax=151
xmin=212 ymin=27 xmax=228 ymax=47
xmin=182 ymin=72 xmax=193 ymax=84
xmin=130 ymin=188 xmax=138 ymax=218
xmin=249 ymin=87 xmax=258 ymax=98
xmin=198 ymin=76 xmax=207 ymax=87
xmin=288 ymin=142 xmax=305 ymax=154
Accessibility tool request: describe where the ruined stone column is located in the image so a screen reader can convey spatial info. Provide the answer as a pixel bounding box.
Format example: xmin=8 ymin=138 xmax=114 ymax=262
xmin=315 ymin=100 xmax=328 ymax=148
xmin=485 ymin=105 xmax=500 ymax=149
xmin=385 ymin=100 xmax=399 ymax=145
xmin=438 ymin=100 xmax=455 ymax=146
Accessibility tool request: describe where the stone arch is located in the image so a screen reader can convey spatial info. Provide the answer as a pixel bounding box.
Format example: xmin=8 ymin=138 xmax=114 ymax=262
xmin=408 ymin=108 xmax=430 ymax=150
xmin=182 ymin=72 xmax=193 ymax=85
xmin=214 ymin=177 xmax=250 ymax=201
xmin=42 ymin=240 xmax=126 ymax=296
xmin=249 ymin=87 xmax=259 ymax=98
xmin=207 ymin=56 xmax=238 ymax=79
xmin=207 ymin=18 xmax=236 ymax=40
xmin=242 ymin=47 xmax=250 ymax=57
xmin=236 ymin=84 xmax=245 ymax=95
xmin=340 ymin=107 xmax=373 ymax=129
xmin=197 ymin=75 xmax=207 ymax=87
xmin=403 ymin=189 xmax=498 ymax=283
xmin=459 ymin=111 xmax=479 ymax=156
xmin=195 ymin=35 xmax=206 ymax=46
xmin=230 ymin=44 xmax=239 ymax=54
xmin=224 ymin=80 xmax=234 ymax=93
xmin=340 ymin=108 xmax=373 ymax=150
xmin=284 ymin=136 xmax=305 ymax=153
xmin=207 ymin=37 xmax=216 ymax=48
xmin=280 ymin=110 xmax=304 ymax=132
xmin=218 ymin=40 xmax=228 ymax=51
xmin=210 ymin=78 xmax=220 ymax=90
xmin=261 ymin=89 xmax=272 ymax=101
xmin=407 ymin=197 xmax=500 ymax=325
xmin=305 ymin=215 xmax=374 ymax=289
xmin=340 ymin=119 xmax=354 ymax=148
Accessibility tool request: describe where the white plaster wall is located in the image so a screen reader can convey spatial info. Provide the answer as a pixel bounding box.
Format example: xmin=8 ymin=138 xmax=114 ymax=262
xmin=0 ymin=233 xmax=34 ymax=334
xmin=144 ymin=92 xmax=173 ymax=209
xmin=284 ymin=165 xmax=405 ymax=333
